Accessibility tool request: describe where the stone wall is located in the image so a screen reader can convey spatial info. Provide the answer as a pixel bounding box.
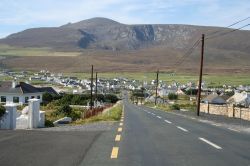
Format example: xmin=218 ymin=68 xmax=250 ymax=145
xmin=200 ymin=103 xmax=250 ymax=121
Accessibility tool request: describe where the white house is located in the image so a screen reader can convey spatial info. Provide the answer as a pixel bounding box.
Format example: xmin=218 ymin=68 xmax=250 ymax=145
xmin=0 ymin=81 xmax=43 ymax=105
xmin=227 ymin=91 xmax=250 ymax=107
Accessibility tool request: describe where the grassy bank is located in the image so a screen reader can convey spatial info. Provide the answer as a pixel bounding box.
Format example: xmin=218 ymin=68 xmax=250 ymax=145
xmin=73 ymin=103 xmax=123 ymax=125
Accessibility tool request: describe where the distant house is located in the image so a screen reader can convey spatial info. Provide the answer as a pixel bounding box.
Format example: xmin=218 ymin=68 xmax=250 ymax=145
xmin=0 ymin=81 xmax=57 ymax=105
xmin=227 ymin=91 xmax=250 ymax=107
xmin=0 ymin=81 xmax=43 ymax=105
xmin=202 ymin=94 xmax=227 ymax=105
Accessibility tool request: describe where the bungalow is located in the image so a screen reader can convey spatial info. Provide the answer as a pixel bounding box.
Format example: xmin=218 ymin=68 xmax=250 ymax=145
xmin=0 ymin=81 xmax=57 ymax=105
xmin=227 ymin=91 xmax=250 ymax=107
xmin=202 ymin=94 xmax=228 ymax=105
xmin=0 ymin=81 xmax=43 ymax=105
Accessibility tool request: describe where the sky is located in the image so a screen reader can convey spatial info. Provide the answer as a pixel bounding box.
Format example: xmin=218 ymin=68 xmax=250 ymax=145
xmin=0 ymin=0 xmax=249 ymax=38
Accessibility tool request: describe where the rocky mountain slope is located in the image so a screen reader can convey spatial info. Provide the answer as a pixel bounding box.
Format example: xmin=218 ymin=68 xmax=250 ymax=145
xmin=0 ymin=17 xmax=250 ymax=73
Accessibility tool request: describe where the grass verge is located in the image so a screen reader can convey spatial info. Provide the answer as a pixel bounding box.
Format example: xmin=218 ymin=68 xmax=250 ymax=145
xmin=73 ymin=103 xmax=123 ymax=125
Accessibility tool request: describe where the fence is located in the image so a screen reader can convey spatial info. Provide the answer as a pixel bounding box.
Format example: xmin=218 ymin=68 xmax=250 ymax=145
xmin=83 ymin=104 xmax=113 ymax=119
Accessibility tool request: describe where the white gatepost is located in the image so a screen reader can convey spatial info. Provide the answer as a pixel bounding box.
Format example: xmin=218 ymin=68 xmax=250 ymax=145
xmin=28 ymin=99 xmax=40 ymax=129
xmin=4 ymin=103 xmax=17 ymax=129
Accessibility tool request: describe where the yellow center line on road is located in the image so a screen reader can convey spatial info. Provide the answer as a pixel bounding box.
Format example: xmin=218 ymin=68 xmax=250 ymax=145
xmin=118 ymin=127 xmax=123 ymax=132
xmin=115 ymin=134 xmax=121 ymax=141
xmin=111 ymin=147 xmax=119 ymax=159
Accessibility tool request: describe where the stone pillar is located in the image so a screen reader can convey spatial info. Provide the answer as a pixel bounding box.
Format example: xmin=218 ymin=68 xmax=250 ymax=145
xmin=28 ymin=99 xmax=40 ymax=129
xmin=4 ymin=103 xmax=17 ymax=129
xmin=39 ymin=111 xmax=45 ymax=128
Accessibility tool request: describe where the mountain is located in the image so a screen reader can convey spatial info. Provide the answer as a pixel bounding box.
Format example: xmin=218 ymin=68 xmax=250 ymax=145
xmin=1 ymin=17 xmax=249 ymax=52
xmin=0 ymin=17 xmax=250 ymax=73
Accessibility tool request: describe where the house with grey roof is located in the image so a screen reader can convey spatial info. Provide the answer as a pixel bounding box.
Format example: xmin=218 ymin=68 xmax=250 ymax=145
xmin=202 ymin=93 xmax=228 ymax=105
xmin=0 ymin=81 xmax=43 ymax=105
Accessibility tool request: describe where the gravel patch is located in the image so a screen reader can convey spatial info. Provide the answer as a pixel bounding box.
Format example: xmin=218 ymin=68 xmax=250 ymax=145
xmin=38 ymin=121 xmax=117 ymax=132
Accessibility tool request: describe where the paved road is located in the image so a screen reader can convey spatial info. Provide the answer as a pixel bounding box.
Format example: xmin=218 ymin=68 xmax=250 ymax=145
xmin=0 ymin=100 xmax=250 ymax=166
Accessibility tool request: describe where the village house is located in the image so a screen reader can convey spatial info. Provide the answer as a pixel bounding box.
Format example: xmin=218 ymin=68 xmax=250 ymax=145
xmin=202 ymin=93 xmax=228 ymax=105
xmin=0 ymin=81 xmax=57 ymax=105
xmin=227 ymin=91 xmax=250 ymax=107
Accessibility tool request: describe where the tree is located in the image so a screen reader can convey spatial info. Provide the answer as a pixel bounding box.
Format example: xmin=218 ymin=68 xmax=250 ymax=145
xmin=0 ymin=105 xmax=6 ymax=118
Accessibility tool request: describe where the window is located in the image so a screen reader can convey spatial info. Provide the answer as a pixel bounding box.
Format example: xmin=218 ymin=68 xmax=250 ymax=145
xmin=1 ymin=96 xmax=6 ymax=103
xmin=13 ymin=96 xmax=19 ymax=103
xmin=31 ymin=96 xmax=35 ymax=99
xmin=37 ymin=96 xmax=41 ymax=99
xmin=25 ymin=97 xmax=29 ymax=103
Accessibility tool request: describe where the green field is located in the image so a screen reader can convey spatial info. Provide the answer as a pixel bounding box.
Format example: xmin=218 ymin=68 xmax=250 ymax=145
xmin=0 ymin=45 xmax=80 ymax=57
xmin=65 ymin=72 xmax=250 ymax=87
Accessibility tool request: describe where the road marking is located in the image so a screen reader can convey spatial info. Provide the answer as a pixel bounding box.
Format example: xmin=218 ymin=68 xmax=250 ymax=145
xmin=228 ymin=128 xmax=240 ymax=132
xmin=120 ymin=119 xmax=124 ymax=122
xmin=118 ymin=127 xmax=123 ymax=132
xmin=115 ymin=135 xmax=121 ymax=141
xmin=111 ymin=147 xmax=119 ymax=159
xmin=157 ymin=116 xmax=162 ymax=119
xmin=212 ymin=123 xmax=221 ymax=127
xmin=119 ymin=122 xmax=123 ymax=126
xmin=199 ymin=137 xmax=222 ymax=149
xmin=176 ymin=126 xmax=189 ymax=132
xmin=164 ymin=120 xmax=172 ymax=124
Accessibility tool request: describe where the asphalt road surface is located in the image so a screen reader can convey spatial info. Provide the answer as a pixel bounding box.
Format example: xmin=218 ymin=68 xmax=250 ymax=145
xmin=0 ymin=100 xmax=250 ymax=166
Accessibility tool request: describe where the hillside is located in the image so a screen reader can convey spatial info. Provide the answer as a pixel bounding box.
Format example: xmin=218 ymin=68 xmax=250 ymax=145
xmin=0 ymin=17 xmax=249 ymax=73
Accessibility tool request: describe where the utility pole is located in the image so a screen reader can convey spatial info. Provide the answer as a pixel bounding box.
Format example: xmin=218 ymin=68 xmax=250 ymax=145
xmin=155 ymin=70 xmax=159 ymax=106
xmin=197 ymin=34 xmax=205 ymax=116
xmin=95 ymin=72 xmax=98 ymax=107
xmin=90 ymin=65 xmax=94 ymax=110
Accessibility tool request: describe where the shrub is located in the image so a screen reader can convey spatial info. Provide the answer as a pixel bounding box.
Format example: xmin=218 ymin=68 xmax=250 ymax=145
xmin=56 ymin=104 xmax=72 ymax=117
xmin=42 ymin=92 xmax=54 ymax=104
xmin=170 ymin=104 xmax=180 ymax=110
xmin=0 ymin=105 xmax=6 ymax=118
xmin=45 ymin=119 xmax=54 ymax=127
xmin=104 ymin=94 xmax=119 ymax=103
xmin=168 ymin=93 xmax=178 ymax=100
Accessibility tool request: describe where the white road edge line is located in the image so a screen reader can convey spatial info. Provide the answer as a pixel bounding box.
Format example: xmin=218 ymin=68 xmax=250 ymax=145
xmin=164 ymin=120 xmax=172 ymax=124
xmin=176 ymin=126 xmax=189 ymax=132
xmin=157 ymin=116 xmax=162 ymax=119
xmin=211 ymin=123 xmax=221 ymax=127
xmin=199 ymin=137 xmax=222 ymax=150
xmin=228 ymin=128 xmax=240 ymax=132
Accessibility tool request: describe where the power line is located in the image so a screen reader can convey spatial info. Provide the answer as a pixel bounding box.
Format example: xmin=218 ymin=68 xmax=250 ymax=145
xmin=206 ymin=16 xmax=250 ymax=37
xmin=205 ymin=24 xmax=250 ymax=40
xmin=174 ymin=39 xmax=201 ymax=67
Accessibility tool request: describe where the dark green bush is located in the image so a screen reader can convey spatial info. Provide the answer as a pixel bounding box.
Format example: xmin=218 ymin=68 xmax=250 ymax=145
xmin=45 ymin=119 xmax=54 ymax=127
xmin=56 ymin=104 xmax=72 ymax=116
xmin=168 ymin=93 xmax=178 ymax=100
xmin=0 ymin=105 xmax=6 ymax=118
xmin=170 ymin=104 xmax=180 ymax=110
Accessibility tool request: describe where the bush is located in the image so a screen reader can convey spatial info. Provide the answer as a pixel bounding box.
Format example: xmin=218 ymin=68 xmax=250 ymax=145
xmin=104 ymin=94 xmax=119 ymax=103
xmin=56 ymin=104 xmax=72 ymax=117
xmin=0 ymin=105 xmax=6 ymax=118
xmin=45 ymin=119 xmax=54 ymax=127
xmin=168 ymin=93 xmax=178 ymax=100
xmin=42 ymin=92 xmax=54 ymax=104
xmin=170 ymin=104 xmax=180 ymax=110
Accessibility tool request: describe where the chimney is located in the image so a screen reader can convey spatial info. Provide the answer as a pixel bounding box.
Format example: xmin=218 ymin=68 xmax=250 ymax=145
xmin=12 ymin=78 xmax=18 ymax=88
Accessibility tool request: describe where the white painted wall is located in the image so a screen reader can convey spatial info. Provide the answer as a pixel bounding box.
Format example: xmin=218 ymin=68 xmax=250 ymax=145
xmin=0 ymin=93 xmax=43 ymax=105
